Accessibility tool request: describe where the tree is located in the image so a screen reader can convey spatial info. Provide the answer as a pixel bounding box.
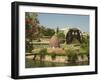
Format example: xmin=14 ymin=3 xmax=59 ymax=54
xmin=39 ymin=48 xmax=47 ymax=61
xmin=56 ymin=27 xmax=59 ymax=34
xmin=45 ymin=28 xmax=55 ymax=36
xmin=25 ymin=12 xmax=40 ymax=52
xmin=40 ymin=26 xmax=55 ymax=37
xmin=57 ymin=32 xmax=65 ymax=39
xmin=25 ymin=12 xmax=40 ymax=40
xmin=81 ymin=35 xmax=89 ymax=57
xmin=57 ymin=32 xmax=65 ymax=44
xmin=65 ymin=49 xmax=78 ymax=63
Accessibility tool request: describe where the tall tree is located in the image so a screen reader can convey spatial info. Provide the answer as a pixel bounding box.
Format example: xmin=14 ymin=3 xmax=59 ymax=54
xmin=56 ymin=27 xmax=59 ymax=34
xmin=25 ymin=12 xmax=39 ymax=40
xmin=25 ymin=12 xmax=40 ymax=52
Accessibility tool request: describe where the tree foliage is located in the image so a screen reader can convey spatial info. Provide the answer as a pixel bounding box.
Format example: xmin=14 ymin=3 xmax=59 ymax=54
xmin=65 ymin=49 xmax=78 ymax=63
xmin=25 ymin=12 xmax=40 ymax=52
xmin=38 ymin=26 xmax=55 ymax=37
xmin=57 ymin=32 xmax=65 ymax=39
xmin=25 ymin=12 xmax=40 ymax=40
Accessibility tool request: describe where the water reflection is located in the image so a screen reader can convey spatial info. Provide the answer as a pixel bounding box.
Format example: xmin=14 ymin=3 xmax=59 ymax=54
xmin=25 ymin=58 xmax=89 ymax=68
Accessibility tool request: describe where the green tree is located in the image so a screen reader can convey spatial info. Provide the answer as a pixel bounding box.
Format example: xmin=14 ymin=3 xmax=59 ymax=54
xmin=65 ymin=49 xmax=78 ymax=63
xmin=56 ymin=27 xmax=59 ymax=34
xmin=81 ymin=35 xmax=89 ymax=57
xmin=39 ymin=48 xmax=47 ymax=61
xmin=57 ymin=32 xmax=65 ymax=43
xmin=45 ymin=28 xmax=55 ymax=36
xmin=25 ymin=12 xmax=40 ymax=52
xmin=25 ymin=12 xmax=40 ymax=40
xmin=37 ymin=26 xmax=55 ymax=37
xmin=81 ymin=35 xmax=89 ymax=51
xmin=57 ymin=32 xmax=65 ymax=39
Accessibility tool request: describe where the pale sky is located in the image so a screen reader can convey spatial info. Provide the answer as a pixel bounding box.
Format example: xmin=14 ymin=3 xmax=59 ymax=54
xmin=37 ymin=13 xmax=89 ymax=32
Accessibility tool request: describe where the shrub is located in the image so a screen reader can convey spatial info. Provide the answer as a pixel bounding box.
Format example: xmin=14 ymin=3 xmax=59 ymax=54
xmin=25 ymin=40 xmax=33 ymax=53
xmin=39 ymin=48 xmax=47 ymax=61
xmin=65 ymin=49 xmax=78 ymax=63
xmin=51 ymin=52 xmax=56 ymax=60
xmin=39 ymin=48 xmax=47 ymax=54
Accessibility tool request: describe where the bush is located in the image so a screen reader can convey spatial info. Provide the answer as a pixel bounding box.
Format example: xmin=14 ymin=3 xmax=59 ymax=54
xmin=51 ymin=52 xmax=56 ymax=60
xmin=57 ymin=32 xmax=65 ymax=39
xmin=65 ymin=49 xmax=78 ymax=63
xmin=39 ymin=48 xmax=47 ymax=61
xmin=39 ymin=48 xmax=47 ymax=55
xmin=25 ymin=40 xmax=33 ymax=53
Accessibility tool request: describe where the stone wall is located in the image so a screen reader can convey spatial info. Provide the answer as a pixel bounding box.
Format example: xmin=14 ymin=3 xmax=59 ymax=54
xmin=26 ymin=54 xmax=88 ymax=63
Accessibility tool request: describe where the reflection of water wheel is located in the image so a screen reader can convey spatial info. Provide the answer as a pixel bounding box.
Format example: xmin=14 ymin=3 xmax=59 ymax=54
xmin=66 ymin=28 xmax=82 ymax=44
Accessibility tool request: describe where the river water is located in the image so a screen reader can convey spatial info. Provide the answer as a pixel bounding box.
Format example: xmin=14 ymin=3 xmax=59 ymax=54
xmin=25 ymin=58 xmax=89 ymax=68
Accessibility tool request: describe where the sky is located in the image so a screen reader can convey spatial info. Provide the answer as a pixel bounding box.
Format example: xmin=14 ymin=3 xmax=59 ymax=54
xmin=37 ymin=13 xmax=89 ymax=32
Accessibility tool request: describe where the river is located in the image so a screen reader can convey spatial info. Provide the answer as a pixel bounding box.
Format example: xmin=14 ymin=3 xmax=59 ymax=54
xmin=25 ymin=58 xmax=89 ymax=68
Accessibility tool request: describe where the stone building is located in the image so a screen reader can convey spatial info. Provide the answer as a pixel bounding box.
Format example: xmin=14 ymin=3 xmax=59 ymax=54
xmin=49 ymin=34 xmax=60 ymax=48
